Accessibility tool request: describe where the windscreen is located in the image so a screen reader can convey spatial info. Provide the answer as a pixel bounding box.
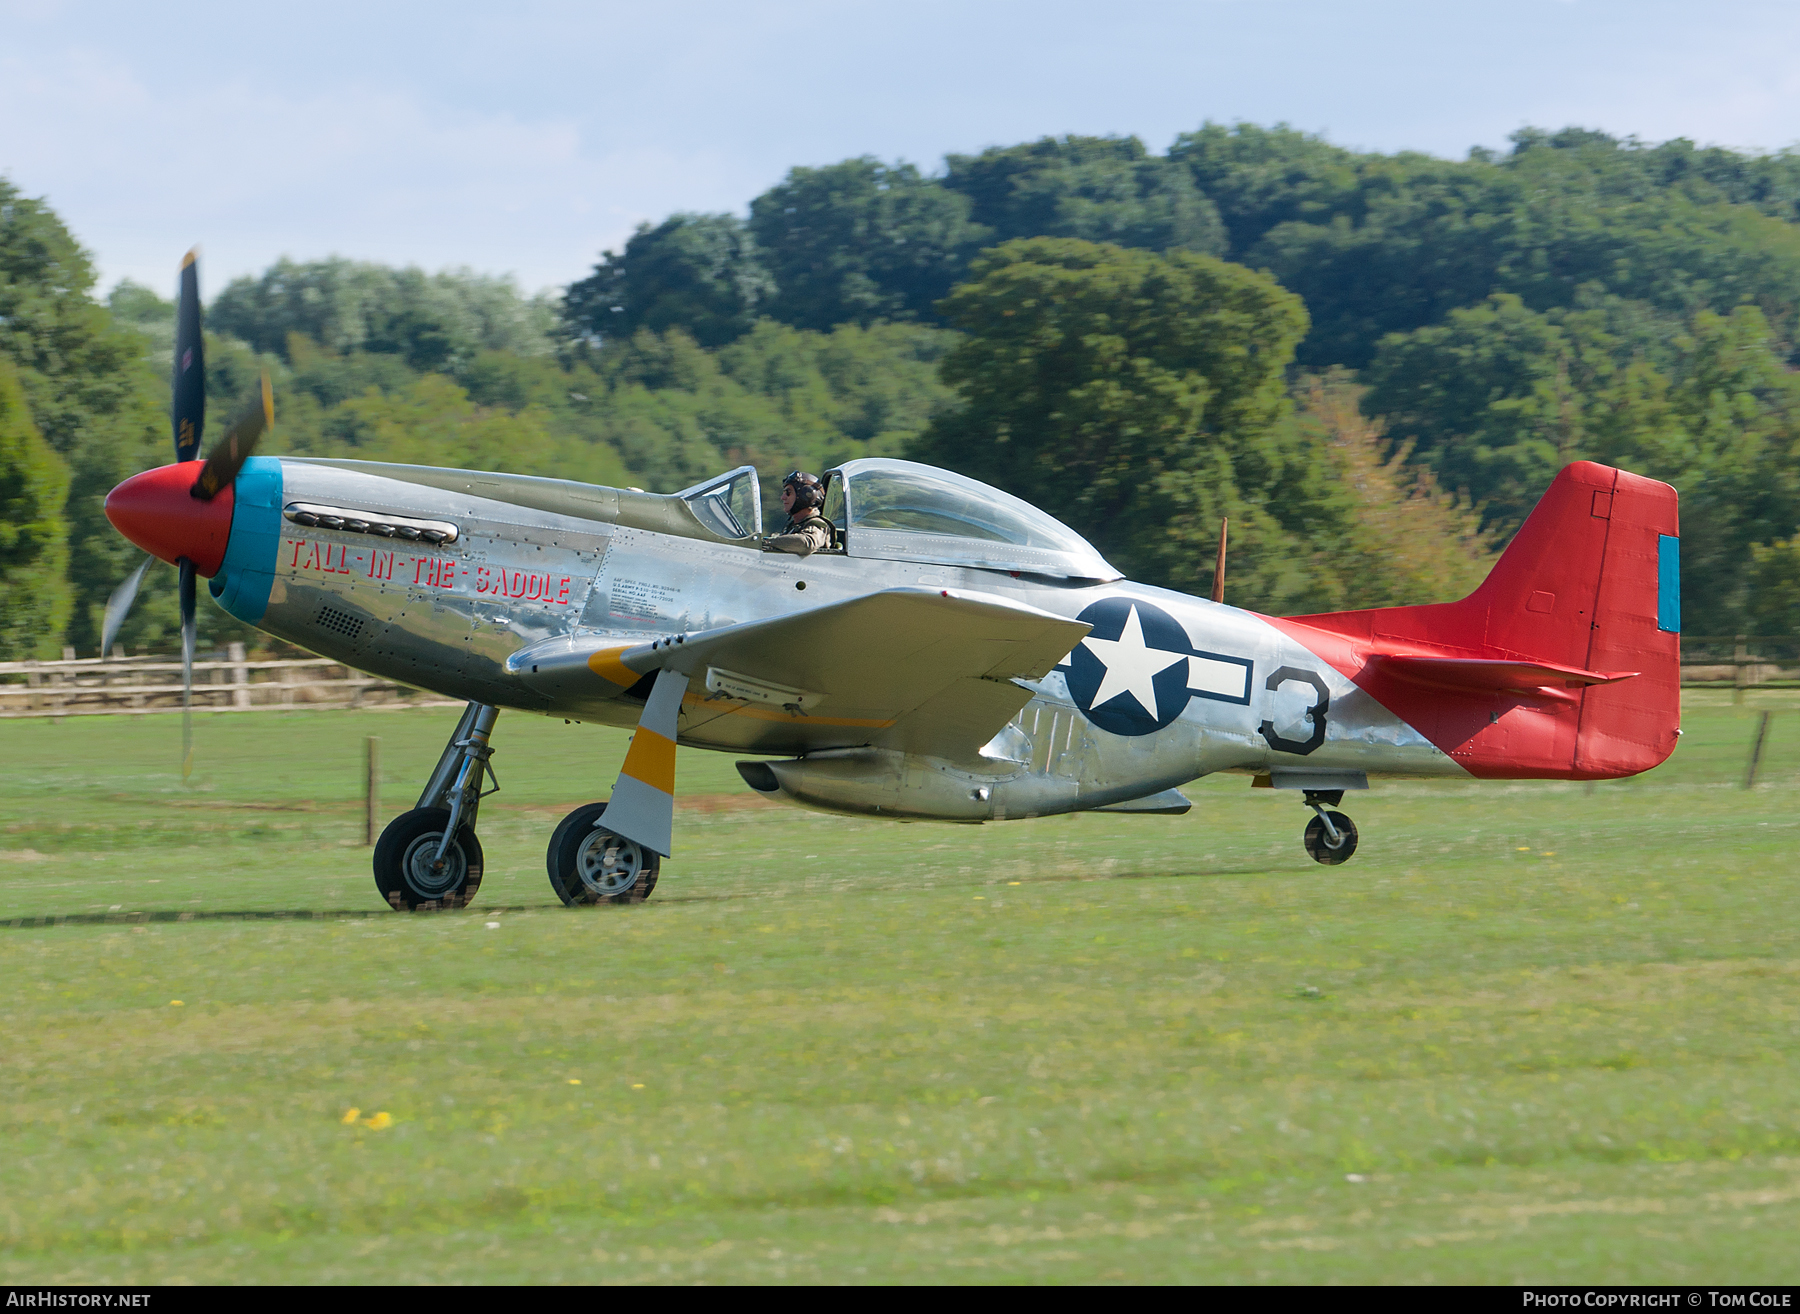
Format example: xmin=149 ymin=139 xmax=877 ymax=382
xmin=678 ymin=466 xmax=761 ymax=539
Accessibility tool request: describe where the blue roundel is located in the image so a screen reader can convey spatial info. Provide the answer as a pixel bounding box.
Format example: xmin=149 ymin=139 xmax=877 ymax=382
xmin=1066 ymin=597 xmax=1194 ymax=736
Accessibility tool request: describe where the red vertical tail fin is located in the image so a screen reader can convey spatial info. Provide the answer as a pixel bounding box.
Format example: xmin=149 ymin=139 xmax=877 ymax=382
xmin=1272 ymin=461 xmax=1680 ymax=779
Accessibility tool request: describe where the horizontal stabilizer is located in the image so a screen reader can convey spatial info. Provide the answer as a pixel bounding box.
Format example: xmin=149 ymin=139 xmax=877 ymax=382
xmin=1375 ymin=655 xmax=1639 ymax=699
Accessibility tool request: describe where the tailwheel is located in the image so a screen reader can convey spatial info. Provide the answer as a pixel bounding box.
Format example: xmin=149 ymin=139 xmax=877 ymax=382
xmin=374 ymin=807 xmax=485 ymax=910
xmin=1303 ymin=810 xmax=1358 ymax=865
xmin=547 ymin=801 xmax=659 ymax=906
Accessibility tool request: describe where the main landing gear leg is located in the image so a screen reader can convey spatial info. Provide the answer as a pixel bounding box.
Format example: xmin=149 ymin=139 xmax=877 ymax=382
xmin=373 ymin=701 xmax=500 ymax=910
xmin=546 ymin=668 xmax=688 ymax=907
xmin=1301 ymin=788 xmax=1358 ymax=865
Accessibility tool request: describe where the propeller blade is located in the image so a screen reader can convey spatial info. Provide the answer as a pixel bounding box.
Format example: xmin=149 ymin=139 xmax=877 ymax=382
xmin=179 ymin=558 xmax=196 ymax=782
xmin=173 ymin=250 xmax=205 ymax=464
xmin=192 ymin=373 xmax=272 ymax=501
xmin=101 ymin=554 xmax=154 ymax=658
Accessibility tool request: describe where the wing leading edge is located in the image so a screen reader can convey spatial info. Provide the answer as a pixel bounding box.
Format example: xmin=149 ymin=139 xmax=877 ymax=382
xmin=508 ymin=587 xmax=1091 ymax=758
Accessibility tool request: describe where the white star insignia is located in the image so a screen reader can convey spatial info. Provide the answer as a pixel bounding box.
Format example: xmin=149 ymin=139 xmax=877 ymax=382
xmin=1081 ymin=604 xmax=1186 ymax=720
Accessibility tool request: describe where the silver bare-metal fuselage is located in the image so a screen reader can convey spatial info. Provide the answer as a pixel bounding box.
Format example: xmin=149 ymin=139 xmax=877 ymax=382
xmin=231 ymin=457 xmax=1464 ymax=823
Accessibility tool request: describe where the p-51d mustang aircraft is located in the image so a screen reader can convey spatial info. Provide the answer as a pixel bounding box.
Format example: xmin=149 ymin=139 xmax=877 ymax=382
xmin=101 ymin=255 xmax=1682 ymax=911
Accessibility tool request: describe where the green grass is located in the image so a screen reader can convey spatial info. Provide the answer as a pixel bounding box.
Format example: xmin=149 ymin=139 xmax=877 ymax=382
xmin=2 ymin=691 xmax=1798 ymax=1283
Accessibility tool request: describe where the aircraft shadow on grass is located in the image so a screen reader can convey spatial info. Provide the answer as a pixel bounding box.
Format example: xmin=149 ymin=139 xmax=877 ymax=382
xmin=0 ymin=865 xmax=1272 ymax=928
xmin=0 ymin=907 xmax=523 ymax=929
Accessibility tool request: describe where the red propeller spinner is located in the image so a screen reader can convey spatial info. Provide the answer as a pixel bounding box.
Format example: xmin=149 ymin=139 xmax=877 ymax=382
xmin=104 ymin=461 xmax=236 ymax=577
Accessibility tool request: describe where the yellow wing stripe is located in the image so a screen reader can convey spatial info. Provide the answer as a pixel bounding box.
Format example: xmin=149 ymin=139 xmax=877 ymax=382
xmin=620 ymin=727 xmax=677 ymax=794
xmin=588 ymin=647 xmax=638 ymax=688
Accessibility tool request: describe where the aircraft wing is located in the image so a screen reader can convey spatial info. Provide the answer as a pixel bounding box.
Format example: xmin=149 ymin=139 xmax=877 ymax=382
xmin=510 ymin=587 xmax=1090 ymax=758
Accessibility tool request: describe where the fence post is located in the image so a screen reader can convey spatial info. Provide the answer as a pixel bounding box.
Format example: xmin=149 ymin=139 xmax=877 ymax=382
xmin=1734 ymin=634 xmax=1749 ymax=704
xmin=365 ymin=736 xmax=382 ymax=846
xmin=55 ymin=649 xmax=72 ymax=720
xmin=229 ymin=641 xmax=250 ymax=708
xmin=1744 ymin=711 xmax=1773 ymax=789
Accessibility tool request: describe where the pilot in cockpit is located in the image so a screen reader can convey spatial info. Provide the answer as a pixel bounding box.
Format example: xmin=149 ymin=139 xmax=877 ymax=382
xmin=763 ymin=470 xmax=836 ymax=556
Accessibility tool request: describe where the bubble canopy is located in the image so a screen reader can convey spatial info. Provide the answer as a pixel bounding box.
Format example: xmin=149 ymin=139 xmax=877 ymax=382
xmin=828 ymin=458 xmax=1121 ymax=581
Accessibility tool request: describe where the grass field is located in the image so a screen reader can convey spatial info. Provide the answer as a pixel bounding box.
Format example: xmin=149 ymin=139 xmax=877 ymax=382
xmin=2 ymin=692 xmax=1798 ymax=1283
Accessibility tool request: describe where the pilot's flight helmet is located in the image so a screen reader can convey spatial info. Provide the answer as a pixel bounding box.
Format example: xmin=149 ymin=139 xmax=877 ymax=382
xmin=782 ymin=470 xmax=825 ymax=511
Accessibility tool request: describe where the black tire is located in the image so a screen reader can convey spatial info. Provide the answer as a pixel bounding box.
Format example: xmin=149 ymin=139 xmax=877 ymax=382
xmin=547 ymin=801 xmax=659 ymax=906
xmin=374 ymin=807 xmax=484 ymax=911
xmin=1303 ymin=811 xmax=1359 ymax=865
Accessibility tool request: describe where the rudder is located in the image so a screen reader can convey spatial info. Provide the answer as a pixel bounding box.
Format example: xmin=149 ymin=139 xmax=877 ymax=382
xmin=1573 ymin=466 xmax=1681 ymax=774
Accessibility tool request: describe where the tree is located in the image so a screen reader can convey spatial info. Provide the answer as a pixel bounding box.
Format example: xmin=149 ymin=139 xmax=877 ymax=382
xmin=1362 ymin=293 xmax=1632 ymax=525
xmin=943 ymin=135 xmax=1225 ymax=256
xmin=1747 ymin=538 xmax=1800 ymax=633
xmin=1364 ymin=296 xmax=1800 ymax=518
xmin=0 ymin=360 xmax=71 ymax=659
xmin=107 ymin=279 xmax=175 ymax=364
xmin=1295 ymin=372 xmax=1494 ymax=609
xmin=1364 ymin=297 xmax=1800 ymax=632
xmin=748 ymin=158 xmax=986 ymax=330
xmin=579 ymin=323 xmax=955 ymax=497
xmin=1172 ymin=122 xmax=1800 ymax=371
xmin=0 ymin=179 xmax=169 ymax=654
xmin=563 ymin=214 xmax=774 ymax=348
xmin=0 ymin=180 xmax=158 ymax=460
xmin=1501 ymin=126 xmax=1800 ymax=229
xmin=1168 ymin=121 xmax=1364 ymax=256
xmin=715 ymin=319 xmax=954 ymax=451
xmin=1238 ymin=159 xmax=1526 ymax=369
xmin=329 ymin=373 xmax=630 ymax=489
xmin=910 ymin=238 xmax=1340 ymax=610
xmin=210 ymin=258 xmax=556 ymax=371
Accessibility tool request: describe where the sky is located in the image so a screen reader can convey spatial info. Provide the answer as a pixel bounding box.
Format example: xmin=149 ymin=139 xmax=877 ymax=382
xmin=4 ymin=0 xmax=1800 ymax=299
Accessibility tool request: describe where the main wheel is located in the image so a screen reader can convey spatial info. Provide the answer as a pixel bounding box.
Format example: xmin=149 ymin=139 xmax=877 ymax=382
xmin=1303 ymin=811 xmax=1358 ymax=865
xmin=547 ymin=801 xmax=659 ymax=905
xmin=373 ymin=807 xmax=485 ymax=911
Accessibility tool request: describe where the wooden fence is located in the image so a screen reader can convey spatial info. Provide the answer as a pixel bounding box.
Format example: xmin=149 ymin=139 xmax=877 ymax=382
xmin=1677 ymin=636 xmax=1800 ymax=700
xmin=0 ymin=644 xmax=460 ymax=719
xmin=6 ymin=635 xmax=1800 ymax=719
